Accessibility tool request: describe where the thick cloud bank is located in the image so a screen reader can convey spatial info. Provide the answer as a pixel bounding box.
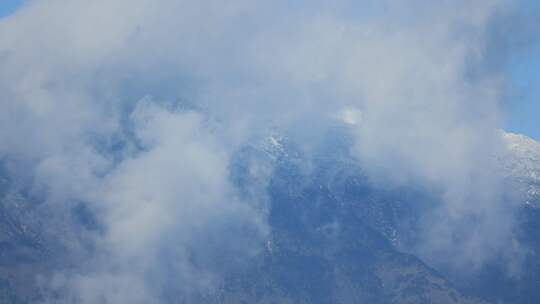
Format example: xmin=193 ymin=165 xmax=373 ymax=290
xmin=0 ymin=0 xmax=532 ymax=302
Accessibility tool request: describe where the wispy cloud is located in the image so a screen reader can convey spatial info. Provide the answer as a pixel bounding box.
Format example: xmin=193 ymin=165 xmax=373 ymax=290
xmin=0 ymin=0 xmax=533 ymax=301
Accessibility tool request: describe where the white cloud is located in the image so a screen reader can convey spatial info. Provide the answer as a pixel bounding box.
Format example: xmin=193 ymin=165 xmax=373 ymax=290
xmin=0 ymin=0 xmax=528 ymax=301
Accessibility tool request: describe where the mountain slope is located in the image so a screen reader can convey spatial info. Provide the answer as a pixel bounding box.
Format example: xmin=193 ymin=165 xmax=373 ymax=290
xmin=1 ymin=130 xmax=540 ymax=302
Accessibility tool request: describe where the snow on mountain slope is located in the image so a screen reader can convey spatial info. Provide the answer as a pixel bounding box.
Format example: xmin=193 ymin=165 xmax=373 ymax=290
xmin=503 ymin=132 xmax=540 ymax=180
xmin=502 ymin=132 xmax=540 ymax=206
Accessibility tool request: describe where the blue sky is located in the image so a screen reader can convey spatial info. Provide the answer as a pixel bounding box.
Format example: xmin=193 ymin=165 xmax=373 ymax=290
xmin=0 ymin=1 xmax=538 ymax=140
xmin=0 ymin=0 xmax=21 ymax=18
xmin=505 ymin=43 xmax=540 ymax=140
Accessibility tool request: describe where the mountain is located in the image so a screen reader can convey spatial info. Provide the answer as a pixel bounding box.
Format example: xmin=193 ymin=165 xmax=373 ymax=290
xmin=460 ymin=132 xmax=540 ymax=304
xmin=501 ymin=132 xmax=540 ymax=207
xmin=1 ymin=129 xmax=540 ymax=303
xmin=221 ymin=130 xmax=485 ymax=303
